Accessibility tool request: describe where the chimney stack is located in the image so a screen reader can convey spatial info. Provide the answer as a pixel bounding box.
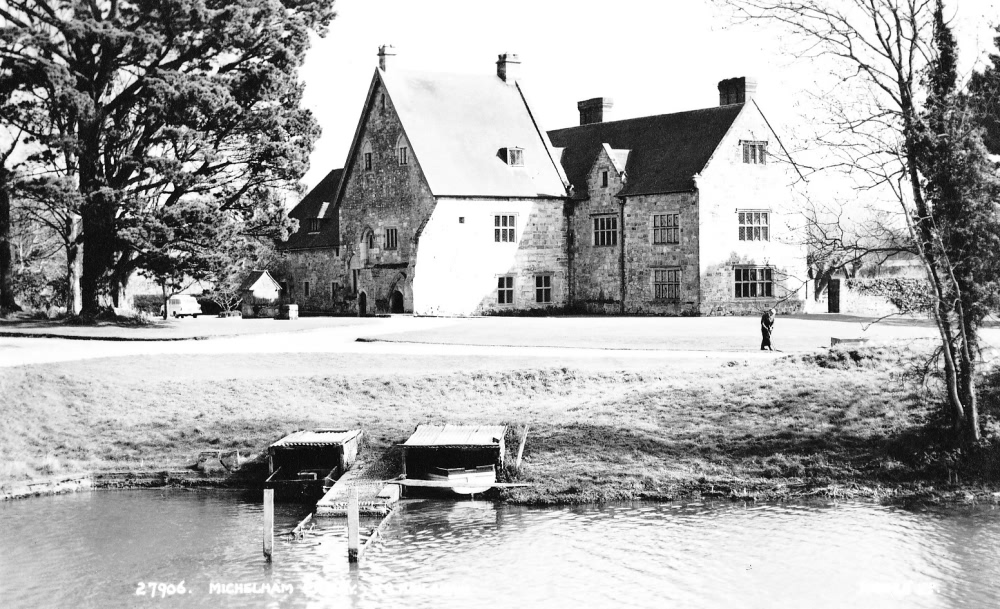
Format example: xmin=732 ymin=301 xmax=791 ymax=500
xmin=577 ymin=97 xmax=614 ymax=125
xmin=718 ymin=77 xmax=758 ymax=106
xmin=378 ymin=44 xmax=396 ymax=71
xmin=496 ymin=53 xmax=520 ymax=83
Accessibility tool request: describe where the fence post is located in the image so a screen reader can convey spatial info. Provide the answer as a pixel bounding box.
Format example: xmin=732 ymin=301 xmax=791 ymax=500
xmin=263 ymin=488 xmax=274 ymax=562
xmin=347 ymin=487 xmax=360 ymax=563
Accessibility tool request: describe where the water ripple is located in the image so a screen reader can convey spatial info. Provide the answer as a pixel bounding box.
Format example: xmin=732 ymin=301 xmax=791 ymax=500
xmin=3 ymin=492 xmax=1000 ymax=608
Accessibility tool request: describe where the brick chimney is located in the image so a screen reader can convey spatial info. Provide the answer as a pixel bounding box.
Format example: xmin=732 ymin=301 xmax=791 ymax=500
xmin=577 ymin=97 xmax=614 ymax=125
xmin=718 ymin=77 xmax=757 ymax=105
xmin=378 ymin=44 xmax=396 ymax=71
xmin=496 ymin=53 xmax=520 ymax=83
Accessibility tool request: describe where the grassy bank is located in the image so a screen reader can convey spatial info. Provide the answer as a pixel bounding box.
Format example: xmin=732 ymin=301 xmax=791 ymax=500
xmin=1 ymin=345 xmax=998 ymax=504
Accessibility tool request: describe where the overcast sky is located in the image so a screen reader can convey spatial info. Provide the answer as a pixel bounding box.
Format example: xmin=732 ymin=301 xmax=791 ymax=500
xmin=298 ymin=0 xmax=1000 ymax=191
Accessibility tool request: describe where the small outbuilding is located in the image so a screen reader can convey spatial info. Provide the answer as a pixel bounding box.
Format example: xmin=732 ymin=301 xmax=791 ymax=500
xmin=239 ymin=269 xmax=282 ymax=318
xmin=400 ymin=424 xmax=507 ymax=480
xmin=266 ymin=429 xmax=362 ymax=502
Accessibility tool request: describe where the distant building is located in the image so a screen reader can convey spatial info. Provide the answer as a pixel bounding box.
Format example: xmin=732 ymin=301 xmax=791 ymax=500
xmin=279 ymin=48 xmax=809 ymax=316
xmin=239 ymin=269 xmax=282 ymax=318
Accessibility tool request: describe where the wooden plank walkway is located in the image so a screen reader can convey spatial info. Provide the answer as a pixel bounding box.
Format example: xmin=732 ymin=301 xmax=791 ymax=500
xmin=315 ymin=460 xmax=400 ymax=517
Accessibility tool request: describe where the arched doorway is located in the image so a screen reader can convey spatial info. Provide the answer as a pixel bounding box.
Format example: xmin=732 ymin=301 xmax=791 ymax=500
xmin=390 ymin=290 xmax=404 ymax=314
xmin=358 ymin=292 xmax=367 ymax=317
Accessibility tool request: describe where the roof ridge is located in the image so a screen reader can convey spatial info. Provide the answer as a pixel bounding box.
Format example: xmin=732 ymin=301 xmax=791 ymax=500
xmin=551 ymin=103 xmax=744 ymax=132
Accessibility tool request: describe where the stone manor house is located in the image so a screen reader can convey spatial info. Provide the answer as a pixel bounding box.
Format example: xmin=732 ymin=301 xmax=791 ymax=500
xmin=278 ymin=48 xmax=809 ymax=316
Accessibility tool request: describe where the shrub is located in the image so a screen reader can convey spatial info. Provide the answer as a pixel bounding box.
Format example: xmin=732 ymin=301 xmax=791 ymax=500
xmin=846 ymin=278 xmax=934 ymax=313
xmin=132 ymin=294 xmax=163 ymax=315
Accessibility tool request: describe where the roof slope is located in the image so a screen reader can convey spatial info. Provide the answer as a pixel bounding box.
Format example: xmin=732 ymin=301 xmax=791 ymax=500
xmin=547 ymin=105 xmax=744 ymax=197
xmin=402 ymin=424 xmax=507 ymax=447
xmin=270 ymin=429 xmax=362 ymax=448
xmin=280 ymin=168 xmax=343 ymax=250
xmin=380 ymin=70 xmax=567 ymax=198
xmin=237 ymin=269 xmax=279 ymax=292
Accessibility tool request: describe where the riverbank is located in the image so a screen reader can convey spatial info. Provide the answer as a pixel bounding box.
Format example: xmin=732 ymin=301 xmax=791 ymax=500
xmin=2 ymin=339 xmax=998 ymax=506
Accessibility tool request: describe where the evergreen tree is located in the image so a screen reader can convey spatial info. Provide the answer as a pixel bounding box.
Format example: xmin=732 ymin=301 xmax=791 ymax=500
xmin=0 ymin=0 xmax=335 ymax=316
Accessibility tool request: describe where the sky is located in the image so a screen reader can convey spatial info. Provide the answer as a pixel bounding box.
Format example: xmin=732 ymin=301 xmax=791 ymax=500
xmin=297 ymin=0 xmax=1000 ymax=191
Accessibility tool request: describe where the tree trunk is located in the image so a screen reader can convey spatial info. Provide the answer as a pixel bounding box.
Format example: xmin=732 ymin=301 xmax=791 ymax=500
xmin=958 ymin=309 xmax=981 ymax=444
xmin=0 ymin=168 xmax=20 ymax=313
xmin=66 ymin=215 xmax=82 ymax=315
xmin=78 ymin=118 xmax=116 ymax=318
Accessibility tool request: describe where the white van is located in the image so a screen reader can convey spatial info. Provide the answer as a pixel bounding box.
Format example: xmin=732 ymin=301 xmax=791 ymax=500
xmin=161 ymin=294 xmax=203 ymax=318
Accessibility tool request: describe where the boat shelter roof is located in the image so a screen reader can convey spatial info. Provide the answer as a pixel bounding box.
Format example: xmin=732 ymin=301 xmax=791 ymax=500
xmin=270 ymin=429 xmax=362 ymax=449
xmin=402 ymin=424 xmax=506 ymax=447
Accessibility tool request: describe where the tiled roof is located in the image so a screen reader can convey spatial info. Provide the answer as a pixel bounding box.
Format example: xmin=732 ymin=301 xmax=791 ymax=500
xmin=237 ymin=269 xmax=279 ymax=293
xmin=547 ymin=104 xmax=744 ymax=197
xmin=280 ymin=168 xmax=343 ymax=250
xmin=379 ymin=69 xmax=568 ymax=198
xmin=402 ymin=424 xmax=507 ymax=447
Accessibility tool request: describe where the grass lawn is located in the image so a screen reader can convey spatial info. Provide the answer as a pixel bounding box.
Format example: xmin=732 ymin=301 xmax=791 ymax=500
xmin=4 ymin=342 xmax=995 ymax=503
xmin=363 ymin=315 xmax=990 ymax=353
xmin=0 ymin=313 xmax=379 ymax=340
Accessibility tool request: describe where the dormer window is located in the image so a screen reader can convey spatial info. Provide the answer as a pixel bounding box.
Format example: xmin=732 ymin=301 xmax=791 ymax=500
xmin=308 ymin=218 xmax=321 ymax=233
xmin=498 ymin=147 xmax=524 ymax=166
xmin=742 ymin=140 xmax=767 ymax=164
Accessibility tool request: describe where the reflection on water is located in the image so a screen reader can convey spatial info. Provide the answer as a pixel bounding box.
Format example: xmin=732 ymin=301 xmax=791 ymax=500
xmin=2 ymin=489 xmax=999 ymax=608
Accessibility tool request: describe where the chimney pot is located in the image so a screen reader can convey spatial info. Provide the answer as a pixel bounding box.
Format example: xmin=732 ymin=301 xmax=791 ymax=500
xmin=718 ymin=76 xmax=758 ymax=106
xmin=378 ymin=44 xmax=396 ymax=71
xmin=577 ymin=97 xmax=614 ymax=125
xmin=497 ymin=53 xmax=520 ymax=83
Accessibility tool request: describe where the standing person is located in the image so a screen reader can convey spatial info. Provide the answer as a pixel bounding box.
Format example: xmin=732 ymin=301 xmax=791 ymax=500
xmin=761 ymin=308 xmax=775 ymax=351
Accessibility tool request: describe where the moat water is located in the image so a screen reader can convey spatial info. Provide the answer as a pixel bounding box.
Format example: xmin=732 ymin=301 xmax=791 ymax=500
xmin=2 ymin=489 xmax=999 ymax=608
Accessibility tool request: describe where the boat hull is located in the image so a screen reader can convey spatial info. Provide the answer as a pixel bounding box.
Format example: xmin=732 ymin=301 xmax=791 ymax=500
xmin=426 ymin=465 xmax=496 ymax=496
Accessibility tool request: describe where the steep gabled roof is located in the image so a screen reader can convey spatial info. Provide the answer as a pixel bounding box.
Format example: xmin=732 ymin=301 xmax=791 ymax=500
xmin=603 ymin=143 xmax=630 ymax=175
xmin=280 ymin=168 xmax=343 ymax=250
xmin=378 ymin=69 xmax=568 ymax=198
xmin=547 ymin=104 xmax=744 ymax=197
xmin=238 ymin=269 xmax=281 ymax=292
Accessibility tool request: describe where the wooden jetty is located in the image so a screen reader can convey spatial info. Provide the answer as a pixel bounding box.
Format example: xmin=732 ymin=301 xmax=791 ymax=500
xmin=314 ymin=458 xmax=400 ymax=517
xmin=398 ymin=424 xmax=509 ymax=496
xmin=265 ymin=429 xmax=362 ymax=502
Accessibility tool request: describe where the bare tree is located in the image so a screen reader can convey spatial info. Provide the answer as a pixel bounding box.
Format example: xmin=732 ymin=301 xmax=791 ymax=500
xmin=722 ymin=0 xmax=998 ymax=443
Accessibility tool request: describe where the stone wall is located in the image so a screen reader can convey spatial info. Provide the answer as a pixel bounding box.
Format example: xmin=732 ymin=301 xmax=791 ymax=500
xmin=286 ymin=77 xmax=439 ymax=315
xmin=569 ymin=148 xmax=702 ymax=315
xmin=413 ymin=197 xmax=569 ymax=315
xmin=280 ymin=248 xmax=350 ymax=313
xmin=621 ymin=192 xmax=700 ymax=314
xmin=568 ymin=146 xmax=623 ymax=310
xmin=695 ymin=103 xmax=807 ymax=315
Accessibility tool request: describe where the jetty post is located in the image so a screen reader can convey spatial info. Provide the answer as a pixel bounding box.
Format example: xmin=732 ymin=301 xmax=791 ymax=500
xmin=347 ymin=487 xmax=360 ymax=563
xmin=515 ymin=425 xmax=529 ymax=469
xmin=263 ymin=488 xmax=274 ymax=562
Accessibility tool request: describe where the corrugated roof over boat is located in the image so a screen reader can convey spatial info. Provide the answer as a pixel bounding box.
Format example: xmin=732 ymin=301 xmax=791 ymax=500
xmin=402 ymin=424 xmax=507 ymax=447
xmin=547 ymin=104 xmax=744 ymax=197
xmin=380 ymin=69 xmax=567 ymax=198
xmin=270 ymin=429 xmax=362 ymax=448
xmin=280 ymin=168 xmax=343 ymax=250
